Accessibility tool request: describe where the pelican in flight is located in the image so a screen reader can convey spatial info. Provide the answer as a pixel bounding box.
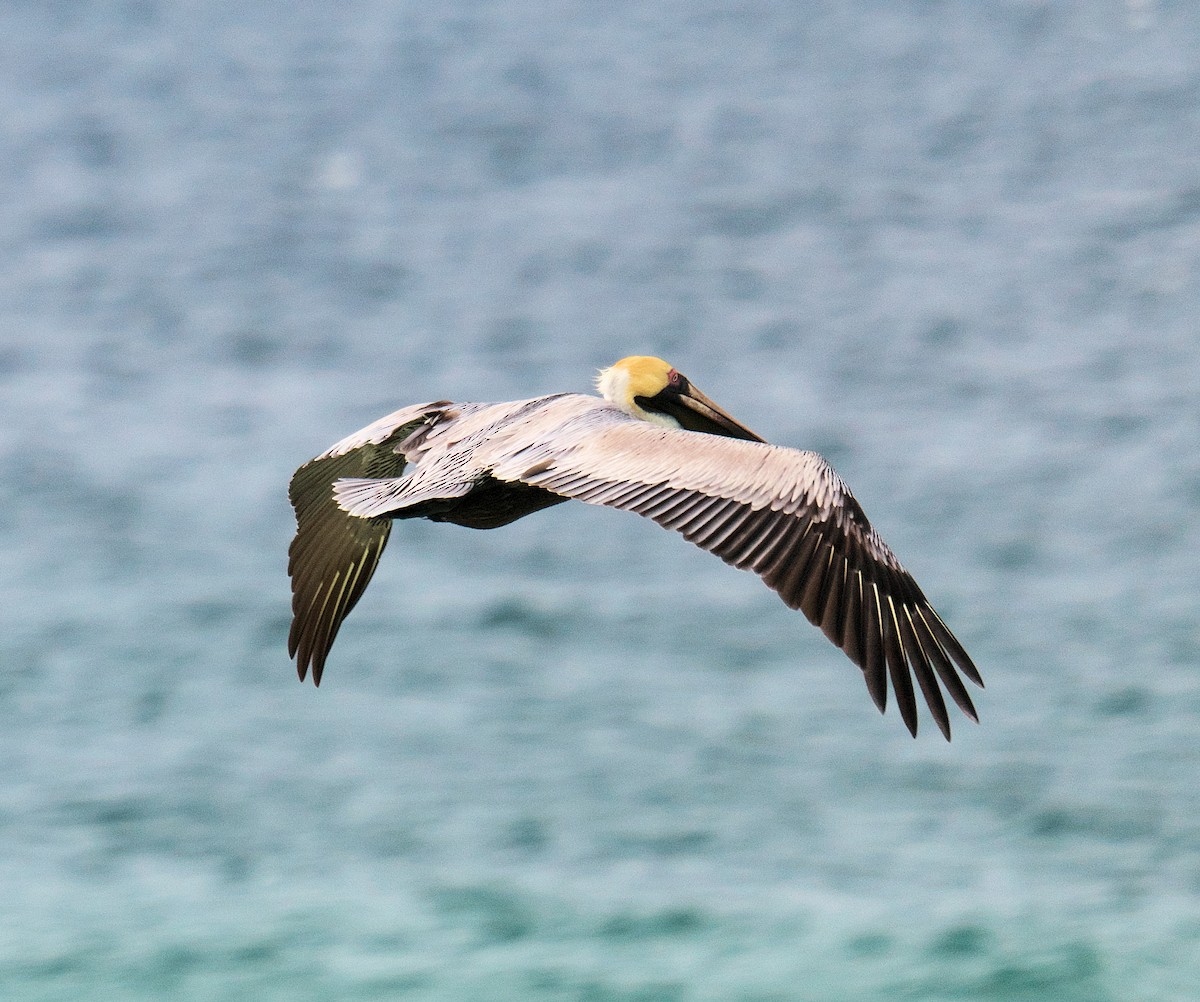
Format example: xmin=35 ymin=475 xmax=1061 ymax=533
xmin=289 ymin=356 xmax=982 ymax=739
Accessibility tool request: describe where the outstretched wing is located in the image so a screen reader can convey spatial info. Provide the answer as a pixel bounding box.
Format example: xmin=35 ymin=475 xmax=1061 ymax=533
xmin=287 ymin=403 xmax=449 ymax=684
xmin=483 ymin=410 xmax=982 ymax=739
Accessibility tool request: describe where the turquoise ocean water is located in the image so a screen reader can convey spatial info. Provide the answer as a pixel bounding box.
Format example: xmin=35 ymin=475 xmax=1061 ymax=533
xmin=3 ymin=2 xmax=1200 ymax=998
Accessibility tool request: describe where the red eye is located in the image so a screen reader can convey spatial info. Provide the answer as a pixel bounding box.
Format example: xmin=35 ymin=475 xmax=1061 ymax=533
xmin=668 ymin=369 xmax=682 ymax=387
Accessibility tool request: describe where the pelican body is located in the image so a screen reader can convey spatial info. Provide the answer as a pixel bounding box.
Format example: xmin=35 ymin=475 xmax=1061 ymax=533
xmin=288 ymin=356 xmax=982 ymax=739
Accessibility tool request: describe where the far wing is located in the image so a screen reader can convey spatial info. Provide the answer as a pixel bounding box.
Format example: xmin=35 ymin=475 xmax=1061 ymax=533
xmin=485 ymin=413 xmax=982 ymax=739
xmin=288 ymin=402 xmax=449 ymax=684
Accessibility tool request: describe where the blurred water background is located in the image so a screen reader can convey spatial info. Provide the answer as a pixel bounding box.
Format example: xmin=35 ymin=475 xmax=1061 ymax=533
xmin=3 ymin=1 xmax=1200 ymax=998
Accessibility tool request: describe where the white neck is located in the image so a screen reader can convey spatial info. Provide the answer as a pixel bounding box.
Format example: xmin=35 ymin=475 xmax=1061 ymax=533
xmin=595 ymin=365 xmax=630 ymax=409
xmin=595 ymin=365 xmax=678 ymax=428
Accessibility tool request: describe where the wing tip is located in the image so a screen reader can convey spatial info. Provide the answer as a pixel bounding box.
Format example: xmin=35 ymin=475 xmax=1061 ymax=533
xmin=293 ymin=649 xmax=325 ymax=686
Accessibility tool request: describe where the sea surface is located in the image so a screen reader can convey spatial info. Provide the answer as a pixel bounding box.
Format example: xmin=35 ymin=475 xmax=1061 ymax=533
xmin=3 ymin=1 xmax=1200 ymax=999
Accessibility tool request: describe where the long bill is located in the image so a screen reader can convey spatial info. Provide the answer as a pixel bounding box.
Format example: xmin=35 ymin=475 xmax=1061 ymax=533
xmin=644 ymin=382 xmax=766 ymax=442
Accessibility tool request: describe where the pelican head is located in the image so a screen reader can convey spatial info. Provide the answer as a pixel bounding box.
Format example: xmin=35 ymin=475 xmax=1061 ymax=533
xmin=596 ymin=356 xmax=764 ymax=442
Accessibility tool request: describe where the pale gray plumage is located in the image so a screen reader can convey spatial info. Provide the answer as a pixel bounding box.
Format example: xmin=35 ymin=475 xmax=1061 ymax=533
xmin=289 ymin=359 xmax=982 ymax=739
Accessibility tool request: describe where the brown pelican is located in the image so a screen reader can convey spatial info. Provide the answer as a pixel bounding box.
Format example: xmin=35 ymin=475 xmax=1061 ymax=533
xmin=288 ymin=356 xmax=982 ymax=739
